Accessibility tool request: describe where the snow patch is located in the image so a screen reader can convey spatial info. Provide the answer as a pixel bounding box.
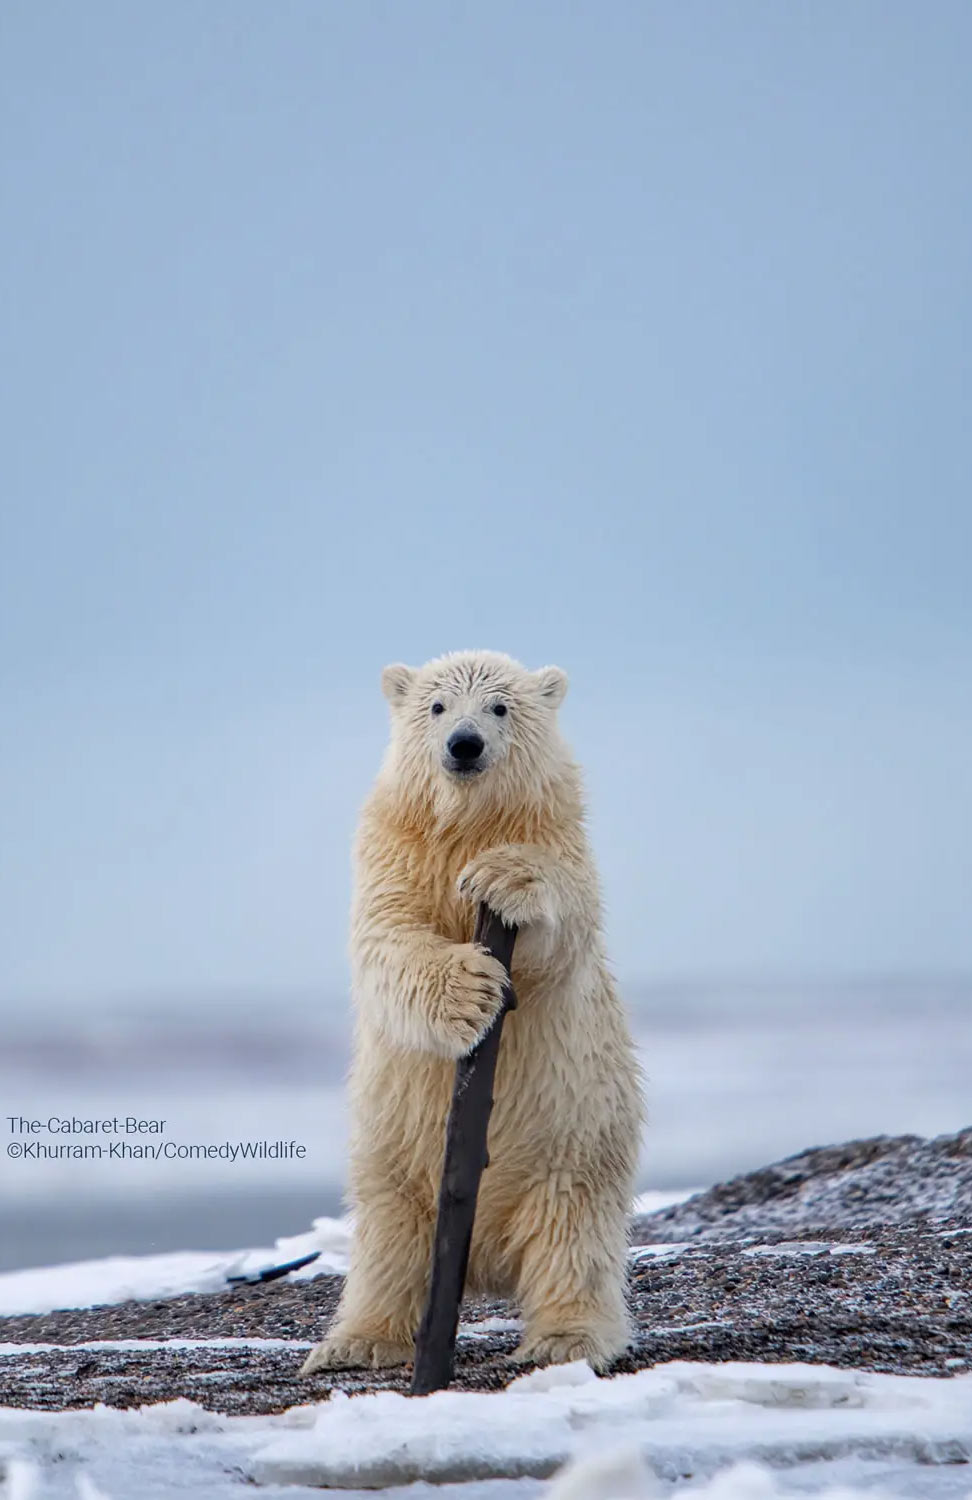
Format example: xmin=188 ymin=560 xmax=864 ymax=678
xmin=458 ymin=1316 xmax=522 ymax=1338
xmin=629 ymin=1242 xmax=694 ymax=1262
xmin=743 ymin=1243 xmax=875 ymax=1259
xmin=546 ymin=1451 xmax=972 ymax=1498
xmin=249 ymin=1361 xmax=972 ymax=1489
xmin=0 ymin=1337 xmax=313 ymax=1355
xmin=631 ymin=1188 xmax=702 ymax=1216
xmin=0 ymin=1216 xmax=351 ymax=1317
xmin=0 ymin=1365 xmax=969 ymax=1498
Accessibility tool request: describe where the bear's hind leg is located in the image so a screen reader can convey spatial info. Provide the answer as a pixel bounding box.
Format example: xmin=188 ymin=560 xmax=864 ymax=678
xmin=300 ymin=1184 xmax=434 ymax=1375
xmin=508 ymin=1175 xmax=630 ymax=1374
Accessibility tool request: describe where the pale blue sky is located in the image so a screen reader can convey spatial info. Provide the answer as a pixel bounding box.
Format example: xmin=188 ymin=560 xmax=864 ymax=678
xmin=2 ymin=2 xmax=970 ymax=998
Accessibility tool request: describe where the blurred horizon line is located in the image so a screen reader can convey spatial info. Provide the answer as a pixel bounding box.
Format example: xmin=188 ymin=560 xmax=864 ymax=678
xmin=3 ymin=967 xmax=971 ymax=1014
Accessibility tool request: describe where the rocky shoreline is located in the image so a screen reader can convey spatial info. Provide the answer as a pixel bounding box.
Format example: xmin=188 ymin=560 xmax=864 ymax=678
xmin=1 ymin=1130 xmax=969 ymax=1416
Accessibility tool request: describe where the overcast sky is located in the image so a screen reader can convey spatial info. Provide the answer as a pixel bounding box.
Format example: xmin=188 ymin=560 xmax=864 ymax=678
xmin=2 ymin=2 xmax=970 ymax=1001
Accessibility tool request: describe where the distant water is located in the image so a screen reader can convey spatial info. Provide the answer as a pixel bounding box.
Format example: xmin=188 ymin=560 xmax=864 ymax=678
xmin=1 ymin=978 xmax=969 ymax=1273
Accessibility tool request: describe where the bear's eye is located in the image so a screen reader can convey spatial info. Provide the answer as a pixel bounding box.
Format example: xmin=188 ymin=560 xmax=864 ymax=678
xmin=431 ymin=701 xmax=445 ymax=716
xmin=492 ymin=703 xmax=508 ymax=717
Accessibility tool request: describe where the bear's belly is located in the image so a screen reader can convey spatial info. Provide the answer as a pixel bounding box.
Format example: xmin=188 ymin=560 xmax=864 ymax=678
xmin=348 ymin=998 xmax=601 ymax=1190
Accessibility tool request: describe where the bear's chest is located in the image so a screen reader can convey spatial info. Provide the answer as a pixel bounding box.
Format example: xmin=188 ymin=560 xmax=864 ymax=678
xmin=407 ymin=835 xmax=482 ymax=944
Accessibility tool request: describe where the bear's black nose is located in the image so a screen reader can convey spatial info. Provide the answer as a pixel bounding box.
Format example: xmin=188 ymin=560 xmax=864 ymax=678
xmin=447 ymin=730 xmax=485 ymax=762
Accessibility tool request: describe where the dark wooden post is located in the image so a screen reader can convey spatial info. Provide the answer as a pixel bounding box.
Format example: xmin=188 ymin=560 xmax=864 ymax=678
xmin=410 ymin=903 xmax=517 ymax=1395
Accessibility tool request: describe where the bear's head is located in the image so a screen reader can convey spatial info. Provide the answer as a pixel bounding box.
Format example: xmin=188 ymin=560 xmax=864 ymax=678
xmin=379 ymin=650 xmax=570 ymax=814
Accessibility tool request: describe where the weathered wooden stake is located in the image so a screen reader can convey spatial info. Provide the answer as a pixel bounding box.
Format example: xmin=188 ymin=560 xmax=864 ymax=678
xmin=410 ymin=903 xmax=517 ymax=1395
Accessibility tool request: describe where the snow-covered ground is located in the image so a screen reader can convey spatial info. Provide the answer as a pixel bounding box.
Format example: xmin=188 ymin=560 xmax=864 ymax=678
xmin=0 ymin=1357 xmax=969 ymax=1499
xmin=0 ymin=1217 xmax=352 ymax=1319
xmin=1 ymin=1197 xmax=970 ymax=1498
xmin=249 ymin=1359 xmax=972 ymax=1489
xmin=4 ymin=982 xmax=971 ymax=1499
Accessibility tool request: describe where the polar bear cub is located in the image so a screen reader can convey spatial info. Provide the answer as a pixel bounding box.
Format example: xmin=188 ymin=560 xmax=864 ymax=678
xmin=302 ymin=650 xmax=643 ymax=1375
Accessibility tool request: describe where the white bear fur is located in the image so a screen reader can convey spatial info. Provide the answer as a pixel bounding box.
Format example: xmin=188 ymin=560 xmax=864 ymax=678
xmin=301 ymin=650 xmax=643 ymax=1376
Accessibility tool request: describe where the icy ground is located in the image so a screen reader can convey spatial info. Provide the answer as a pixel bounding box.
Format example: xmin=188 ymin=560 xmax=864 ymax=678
xmin=633 ymin=1132 xmax=972 ymax=1243
xmin=0 ymin=1357 xmax=969 ymax=1499
xmin=2 ymin=1171 xmax=970 ymax=1497
xmin=0 ymin=1218 xmax=354 ymax=1320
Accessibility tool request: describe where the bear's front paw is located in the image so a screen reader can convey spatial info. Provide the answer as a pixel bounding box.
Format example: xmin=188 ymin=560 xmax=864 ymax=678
xmin=300 ymin=1333 xmax=412 ymax=1375
xmin=457 ymin=847 xmax=556 ymax=927
xmin=433 ymin=942 xmax=508 ymax=1056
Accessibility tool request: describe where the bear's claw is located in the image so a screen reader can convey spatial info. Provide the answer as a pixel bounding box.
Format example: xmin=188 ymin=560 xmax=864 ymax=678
xmin=457 ymin=847 xmax=555 ymax=927
xmin=435 ymin=942 xmax=507 ymax=1055
xmin=300 ymin=1334 xmax=413 ymax=1375
xmin=513 ymin=1330 xmax=618 ymax=1373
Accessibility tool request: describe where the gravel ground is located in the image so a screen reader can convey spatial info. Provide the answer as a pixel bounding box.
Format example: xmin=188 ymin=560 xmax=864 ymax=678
xmin=1 ymin=1131 xmax=969 ymax=1415
xmin=631 ymin=1128 xmax=972 ymax=1242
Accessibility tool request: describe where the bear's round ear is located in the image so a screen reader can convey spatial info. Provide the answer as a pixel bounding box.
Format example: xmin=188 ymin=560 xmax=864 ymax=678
xmin=381 ymin=663 xmax=417 ymax=707
xmin=534 ymin=665 xmax=568 ymax=708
